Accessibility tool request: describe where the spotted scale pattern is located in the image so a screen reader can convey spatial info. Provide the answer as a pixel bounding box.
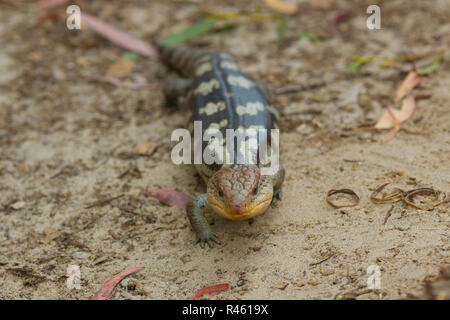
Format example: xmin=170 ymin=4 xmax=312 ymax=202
xmin=154 ymin=42 xmax=278 ymax=174
xmin=192 ymin=53 xmax=276 ymax=171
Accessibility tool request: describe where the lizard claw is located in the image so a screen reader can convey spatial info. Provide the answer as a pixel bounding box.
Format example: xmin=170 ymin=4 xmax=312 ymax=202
xmin=195 ymin=231 xmax=221 ymax=248
xmin=274 ymin=188 xmax=282 ymax=200
xmin=270 ymin=189 xmax=282 ymax=207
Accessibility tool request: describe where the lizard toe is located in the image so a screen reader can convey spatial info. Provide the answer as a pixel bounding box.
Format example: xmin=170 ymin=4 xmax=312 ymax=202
xmin=196 ymin=231 xmax=220 ymax=248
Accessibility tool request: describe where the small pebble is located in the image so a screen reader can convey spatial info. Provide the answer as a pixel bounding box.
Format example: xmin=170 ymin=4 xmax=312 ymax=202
xmin=11 ymin=201 xmax=25 ymax=210
xmin=71 ymin=251 xmax=91 ymax=259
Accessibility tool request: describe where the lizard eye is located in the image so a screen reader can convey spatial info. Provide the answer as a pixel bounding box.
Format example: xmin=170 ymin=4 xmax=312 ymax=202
xmin=252 ymin=186 xmax=258 ymax=195
xmin=218 ymin=189 xmax=223 ymax=197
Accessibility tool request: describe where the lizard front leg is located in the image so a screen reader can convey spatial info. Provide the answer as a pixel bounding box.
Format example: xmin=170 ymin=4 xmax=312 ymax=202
xmin=270 ymin=165 xmax=285 ymax=205
xmin=186 ymin=194 xmax=221 ymax=248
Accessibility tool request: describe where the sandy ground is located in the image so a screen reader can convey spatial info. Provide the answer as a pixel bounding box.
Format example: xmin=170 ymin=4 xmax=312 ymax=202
xmin=0 ymin=0 xmax=449 ymax=300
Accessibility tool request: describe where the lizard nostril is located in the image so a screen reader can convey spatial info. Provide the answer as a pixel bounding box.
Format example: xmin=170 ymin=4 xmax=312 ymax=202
xmin=252 ymin=187 xmax=258 ymax=195
xmin=218 ymin=190 xmax=223 ymax=197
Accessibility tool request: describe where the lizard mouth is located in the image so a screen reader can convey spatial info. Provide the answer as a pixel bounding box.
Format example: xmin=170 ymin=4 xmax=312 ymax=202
xmin=208 ymin=195 xmax=273 ymax=221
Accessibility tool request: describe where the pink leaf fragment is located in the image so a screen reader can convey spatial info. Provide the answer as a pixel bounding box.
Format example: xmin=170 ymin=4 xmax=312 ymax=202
xmin=91 ymin=267 xmax=144 ymax=300
xmin=383 ymin=107 xmax=400 ymax=143
xmin=384 ymin=124 xmax=401 ymax=143
xmin=81 ymin=13 xmax=159 ymax=58
xmin=193 ymin=283 xmax=229 ymax=300
xmin=395 ymin=71 xmax=422 ymax=103
xmin=331 ymin=9 xmax=354 ymax=34
xmin=375 ymin=96 xmax=416 ymax=130
xmin=334 ymin=9 xmax=354 ymax=24
xmin=152 ymin=190 xmax=189 ymax=211
xmin=37 ymin=0 xmax=69 ymax=9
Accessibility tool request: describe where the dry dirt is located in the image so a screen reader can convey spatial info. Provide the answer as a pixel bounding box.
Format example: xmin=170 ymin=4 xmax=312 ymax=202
xmin=0 ymin=0 xmax=449 ymax=300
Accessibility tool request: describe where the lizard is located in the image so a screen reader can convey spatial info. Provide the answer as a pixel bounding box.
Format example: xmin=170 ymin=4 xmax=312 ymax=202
xmin=154 ymin=41 xmax=285 ymax=247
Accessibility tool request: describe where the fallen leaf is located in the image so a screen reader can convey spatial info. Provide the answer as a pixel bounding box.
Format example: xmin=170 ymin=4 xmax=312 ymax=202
xmin=334 ymin=9 xmax=354 ymax=24
xmin=106 ymin=59 xmax=134 ymax=79
xmin=418 ymin=60 xmax=440 ymax=75
xmin=349 ymin=56 xmax=374 ymax=75
xmin=332 ymin=9 xmax=354 ymax=34
xmin=263 ymin=0 xmax=299 ymax=15
xmin=91 ymin=267 xmax=144 ymax=300
xmin=133 ymin=140 xmax=158 ymax=156
xmin=384 ymin=121 xmax=401 ymax=143
xmin=152 ymin=190 xmax=189 ymax=211
xmin=193 ymin=283 xmax=229 ymax=300
xmin=160 ymin=20 xmax=217 ymax=46
xmin=81 ymin=13 xmax=159 ymax=58
xmin=395 ymin=71 xmax=422 ymax=103
xmin=375 ymin=96 xmax=416 ymax=129
xmin=35 ymin=11 xmax=62 ymax=26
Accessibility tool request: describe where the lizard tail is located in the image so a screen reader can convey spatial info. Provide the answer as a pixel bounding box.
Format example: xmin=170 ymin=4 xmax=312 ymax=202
xmin=153 ymin=40 xmax=208 ymax=77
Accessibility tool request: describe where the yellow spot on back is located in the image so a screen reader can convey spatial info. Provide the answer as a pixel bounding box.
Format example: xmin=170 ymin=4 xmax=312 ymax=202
xmin=220 ymin=60 xmax=239 ymax=70
xmin=195 ymin=62 xmax=213 ymax=76
xmin=199 ymin=101 xmax=226 ymax=116
xmin=205 ymin=123 xmax=220 ymax=132
xmin=197 ymin=55 xmax=211 ymax=63
xmin=236 ymin=101 xmax=265 ymax=115
xmin=194 ymin=79 xmax=220 ymax=96
xmin=219 ymin=119 xmax=228 ymax=127
xmin=227 ymin=75 xmax=254 ymax=88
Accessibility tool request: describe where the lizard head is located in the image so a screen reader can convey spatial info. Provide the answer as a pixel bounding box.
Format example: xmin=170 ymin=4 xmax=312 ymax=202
xmin=206 ymin=164 xmax=273 ymax=220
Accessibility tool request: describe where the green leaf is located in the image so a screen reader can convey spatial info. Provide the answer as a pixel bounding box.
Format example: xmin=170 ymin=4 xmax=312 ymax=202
xmin=211 ymin=23 xmax=238 ymax=34
xmin=160 ymin=20 xmax=217 ymax=46
xmin=277 ymin=16 xmax=287 ymax=47
xmin=349 ymin=61 xmax=360 ymax=74
xmin=123 ymin=52 xmax=139 ymax=60
xmin=300 ymin=32 xmax=319 ymax=45
xmin=205 ymin=11 xmax=277 ymax=23
xmin=205 ymin=12 xmax=245 ymax=21
xmin=349 ymin=56 xmax=374 ymax=75
xmin=418 ymin=60 xmax=440 ymax=75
